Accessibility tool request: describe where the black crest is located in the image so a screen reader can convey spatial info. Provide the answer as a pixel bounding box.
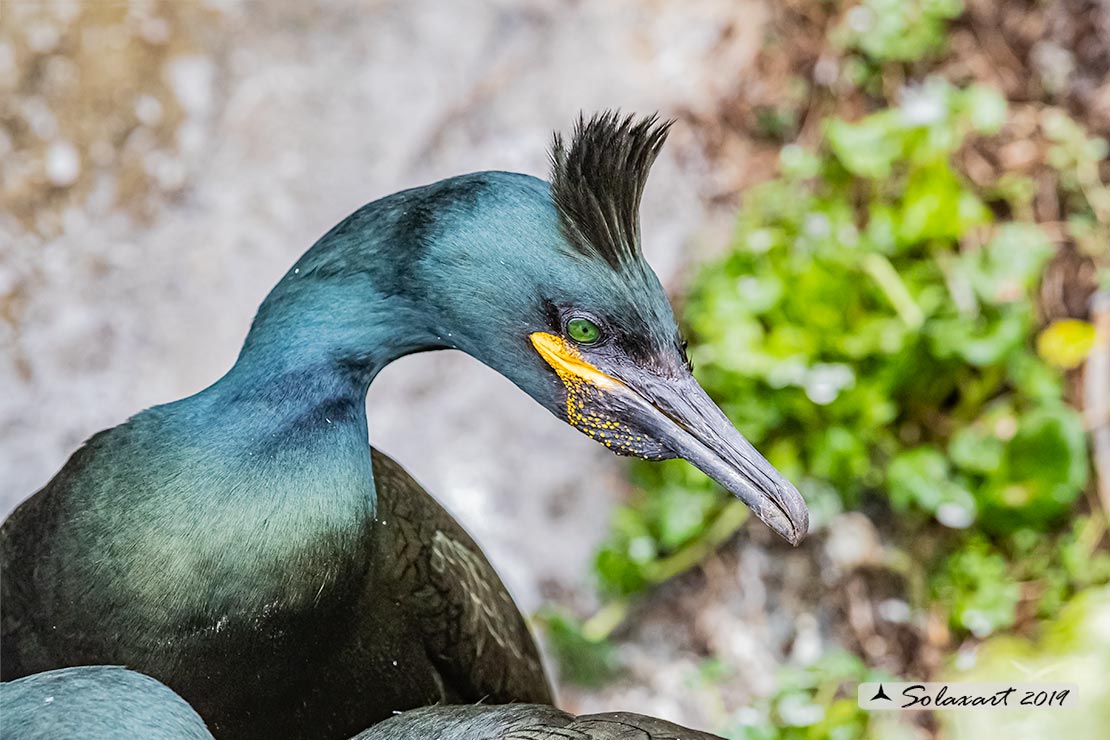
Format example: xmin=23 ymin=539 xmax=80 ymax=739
xmin=550 ymin=112 xmax=672 ymax=271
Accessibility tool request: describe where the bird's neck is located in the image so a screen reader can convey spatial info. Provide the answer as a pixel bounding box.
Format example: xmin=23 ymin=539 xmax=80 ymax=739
xmin=194 ymin=170 xmax=553 ymax=506
xmin=221 ymin=287 xmax=435 ymax=406
xmin=99 ymin=203 xmax=459 ymax=617
xmin=230 ymin=273 xmax=444 ymax=395
xmin=225 ymin=188 xmax=459 ymax=395
xmin=217 ymin=171 xmax=561 ymax=418
xmin=197 ymin=195 xmax=456 ymax=519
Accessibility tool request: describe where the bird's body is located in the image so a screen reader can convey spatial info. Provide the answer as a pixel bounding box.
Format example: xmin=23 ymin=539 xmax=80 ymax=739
xmin=1 ymin=115 xmax=806 ymax=740
xmin=3 ymin=430 xmax=549 ymax=740
xmin=357 ymin=704 xmax=724 ymax=740
xmin=0 ymin=666 xmax=215 ymax=740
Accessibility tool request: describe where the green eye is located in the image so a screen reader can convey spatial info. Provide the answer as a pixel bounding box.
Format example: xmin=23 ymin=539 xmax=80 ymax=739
xmin=566 ymin=317 xmax=602 ymax=345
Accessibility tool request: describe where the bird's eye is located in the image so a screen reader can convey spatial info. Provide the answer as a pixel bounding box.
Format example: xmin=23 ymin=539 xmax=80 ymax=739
xmin=566 ymin=317 xmax=602 ymax=345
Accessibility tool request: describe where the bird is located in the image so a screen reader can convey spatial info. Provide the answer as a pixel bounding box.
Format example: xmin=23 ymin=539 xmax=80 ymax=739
xmin=2 ymin=666 xmax=723 ymax=740
xmin=1 ymin=113 xmax=808 ymax=740
xmin=356 ymin=703 xmax=725 ymax=739
xmin=0 ymin=666 xmax=216 ymax=740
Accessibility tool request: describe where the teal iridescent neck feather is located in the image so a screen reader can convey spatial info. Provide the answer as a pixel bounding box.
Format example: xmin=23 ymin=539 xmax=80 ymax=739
xmin=2 ymin=113 xmax=806 ymax=740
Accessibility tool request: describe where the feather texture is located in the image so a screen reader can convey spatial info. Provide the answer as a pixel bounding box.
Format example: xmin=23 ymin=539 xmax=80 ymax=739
xmin=358 ymin=704 xmax=724 ymax=740
xmin=550 ymin=112 xmax=672 ymax=272
xmin=0 ymin=667 xmax=216 ymax=740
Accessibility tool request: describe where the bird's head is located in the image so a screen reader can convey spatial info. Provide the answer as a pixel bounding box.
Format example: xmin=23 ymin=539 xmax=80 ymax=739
xmin=427 ymin=113 xmax=808 ymax=544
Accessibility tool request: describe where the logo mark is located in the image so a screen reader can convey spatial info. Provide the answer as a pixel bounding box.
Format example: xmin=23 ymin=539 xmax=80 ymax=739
xmin=870 ymin=684 xmax=892 ymax=702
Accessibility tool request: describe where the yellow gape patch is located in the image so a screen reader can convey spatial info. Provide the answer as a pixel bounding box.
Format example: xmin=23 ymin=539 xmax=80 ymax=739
xmin=529 ymin=332 xmax=646 ymax=451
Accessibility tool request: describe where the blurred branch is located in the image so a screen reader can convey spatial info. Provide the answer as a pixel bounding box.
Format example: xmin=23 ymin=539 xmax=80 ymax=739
xmin=581 ymin=600 xmax=628 ymax=643
xmin=644 ymin=500 xmax=751 ymax=585
xmin=862 ymin=253 xmax=926 ymax=329
xmin=582 ymin=501 xmax=750 ymax=642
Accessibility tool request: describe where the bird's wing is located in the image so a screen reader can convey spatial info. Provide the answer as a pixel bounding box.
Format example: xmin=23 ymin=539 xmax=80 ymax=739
xmin=369 ymin=449 xmax=553 ymax=706
xmin=357 ymin=704 xmax=725 ymax=740
xmin=0 ymin=485 xmax=56 ymax=680
xmin=501 ymin=711 xmax=723 ymax=739
xmin=428 ymin=529 xmax=532 ymax=665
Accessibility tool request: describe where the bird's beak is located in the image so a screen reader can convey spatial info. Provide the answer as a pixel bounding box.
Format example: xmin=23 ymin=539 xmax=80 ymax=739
xmin=531 ymin=332 xmax=809 ymax=545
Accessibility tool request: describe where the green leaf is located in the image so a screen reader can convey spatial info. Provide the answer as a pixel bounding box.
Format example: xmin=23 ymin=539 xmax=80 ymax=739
xmin=593 ymin=506 xmax=653 ymax=596
xmin=1003 ymin=405 xmax=1089 ymax=511
xmin=927 ymin=312 xmax=1029 ymax=366
xmin=962 ymin=84 xmax=1008 ymax=133
xmin=897 ymin=165 xmax=988 ymax=244
xmin=838 ymin=0 xmax=964 ymax=63
xmin=1008 ymin=350 xmax=1066 ymax=401
xmin=968 ymin=224 xmax=1056 ymax=304
xmin=970 ymin=404 xmax=1089 ymax=534
xmin=826 ymin=114 xmax=903 ymax=179
xmin=1037 ymin=319 xmax=1097 ymax=369
xmin=949 ymin=419 xmax=1006 ymax=475
xmin=653 ymin=485 xmax=719 ymax=550
xmin=538 ymin=610 xmax=621 ymax=688
xmin=932 ymin=539 xmax=1021 ymax=637
xmin=780 ymin=143 xmax=821 ymax=178
xmin=887 ymin=446 xmax=949 ymax=512
xmin=888 ymin=446 xmax=977 ymax=527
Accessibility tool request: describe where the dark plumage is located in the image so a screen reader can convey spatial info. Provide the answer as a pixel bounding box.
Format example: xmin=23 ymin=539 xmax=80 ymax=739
xmin=358 ymin=704 xmax=724 ymax=740
xmin=1 ymin=113 xmax=805 ymax=740
xmin=1 ymin=668 xmax=723 ymax=740
xmin=0 ymin=666 xmax=215 ymax=740
xmin=550 ymin=112 xmax=672 ymax=272
xmin=2 ymin=447 xmax=549 ymax=740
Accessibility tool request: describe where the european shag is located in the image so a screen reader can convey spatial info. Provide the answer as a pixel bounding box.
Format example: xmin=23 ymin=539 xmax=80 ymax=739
xmin=1 ymin=113 xmax=807 ymax=740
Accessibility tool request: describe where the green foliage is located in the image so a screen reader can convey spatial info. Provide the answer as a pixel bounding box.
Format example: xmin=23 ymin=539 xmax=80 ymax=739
xmin=535 ymin=609 xmax=622 ymax=688
xmin=595 ymin=461 xmax=733 ymax=597
xmin=550 ymin=2 xmax=1109 ymax=706
xmin=1038 ymin=319 xmax=1098 ymax=369
xmin=722 ymin=651 xmax=889 ymax=740
xmin=944 ymin=587 xmax=1110 ymax=738
xmin=592 ymin=78 xmax=1100 ymax=636
xmin=931 ymin=537 xmax=1022 ymax=637
xmin=834 ymin=0 xmax=964 ymax=65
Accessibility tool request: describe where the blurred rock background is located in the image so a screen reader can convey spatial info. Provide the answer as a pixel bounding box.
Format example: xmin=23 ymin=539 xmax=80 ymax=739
xmin=2 ymin=2 xmax=1108 ymax=739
